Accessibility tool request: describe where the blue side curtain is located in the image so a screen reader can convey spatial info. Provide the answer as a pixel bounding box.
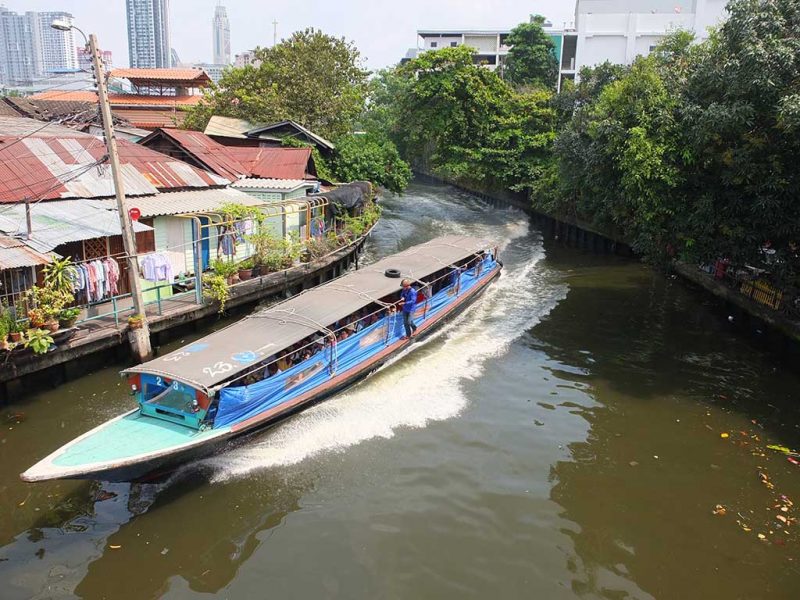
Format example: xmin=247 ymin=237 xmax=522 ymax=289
xmin=213 ymin=256 xmax=497 ymax=429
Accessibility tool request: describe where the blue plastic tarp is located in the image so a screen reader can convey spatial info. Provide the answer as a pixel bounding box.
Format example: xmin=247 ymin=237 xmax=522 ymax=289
xmin=213 ymin=255 xmax=497 ymax=429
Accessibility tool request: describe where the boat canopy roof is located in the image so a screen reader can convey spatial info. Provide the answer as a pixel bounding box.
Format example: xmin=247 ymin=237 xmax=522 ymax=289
xmin=124 ymin=235 xmax=495 ymax=394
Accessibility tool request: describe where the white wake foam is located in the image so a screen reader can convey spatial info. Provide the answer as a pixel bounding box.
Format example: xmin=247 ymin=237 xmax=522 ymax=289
xmin=203 ymin=215 xmax=566 ymax=482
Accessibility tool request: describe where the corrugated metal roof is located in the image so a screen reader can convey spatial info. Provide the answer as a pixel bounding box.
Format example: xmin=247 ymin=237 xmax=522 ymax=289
xmin=227 ymin=147 xmax=314 ymax=180
xmin=112 ymin=108 xmax=186 ymax=129
xmin=30 ymin=91 xmax=203 ymax=107
xmin=246 ymin=120 xmax=335 ymax=151
xmin=3 ymin=97 xmax=95 ymax=122
xmin=111 ymin=68 xmax=212 ymax=84
xmin=231 ymin=178 xmax=313 ymax=192
xmin=0 ymin=115 xmax=94 ymax=138
xmin=99 ymin=188 xmax=264 ymax=218
xmin=204 ymin=115 xmax=256 ymax=139
xmin=0 ymin=135 xmax=229 ymax=203
xmin=0 ymin=100 xmax=24 ymax=117
xmin=0 ymin=233 xmax=53 ymax=269
xmin=0 ymin=199 xmax=153 ymax=253
xmin=144 ymin=128 xmax=247 ymax=181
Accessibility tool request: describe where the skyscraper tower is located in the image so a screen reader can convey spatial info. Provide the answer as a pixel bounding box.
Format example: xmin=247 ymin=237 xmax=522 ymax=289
xmin=212 ymin=3 xmax=230 ymax=65
xmin=0 ymin=8 xmax=78 ymax=85
xmin=126 ymin=0 xmax=171 ymax=68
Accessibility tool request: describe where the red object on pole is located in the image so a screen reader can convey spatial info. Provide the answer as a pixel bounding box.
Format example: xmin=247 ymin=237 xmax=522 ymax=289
xmin=129 ymin=207 xmax=141 ymax=222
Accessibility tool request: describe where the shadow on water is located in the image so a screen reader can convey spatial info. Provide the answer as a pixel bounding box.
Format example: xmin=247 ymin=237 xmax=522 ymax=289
xmin=531 ymin=243 xmax=800 ymax=599
xmin=1 ymin=466 xmax=308 ymax=599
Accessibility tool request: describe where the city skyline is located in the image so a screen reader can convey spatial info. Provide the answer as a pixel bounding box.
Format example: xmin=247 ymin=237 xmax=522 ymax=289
xmin=5 ymin=0 xmax=575 ymax=71
xmin=0 ymin=7 xmax=77 ymax=86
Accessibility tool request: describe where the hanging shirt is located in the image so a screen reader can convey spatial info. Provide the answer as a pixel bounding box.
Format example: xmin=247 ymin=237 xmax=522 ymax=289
xmin=400 ymin=286 xmax=417 ymax=314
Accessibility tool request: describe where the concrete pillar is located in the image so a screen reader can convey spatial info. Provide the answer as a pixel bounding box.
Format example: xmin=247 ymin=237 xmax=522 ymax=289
xmin=128 ymin=328 xmax=153 ymax=362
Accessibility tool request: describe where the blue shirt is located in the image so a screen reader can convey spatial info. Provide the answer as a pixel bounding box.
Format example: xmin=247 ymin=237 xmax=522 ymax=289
xmin=400 ymin=286 xmax=417 ymax=313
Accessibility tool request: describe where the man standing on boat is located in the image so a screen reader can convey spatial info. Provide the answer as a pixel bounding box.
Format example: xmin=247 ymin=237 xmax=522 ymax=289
xmin=399 ymin=279 xmax=419 ymax=340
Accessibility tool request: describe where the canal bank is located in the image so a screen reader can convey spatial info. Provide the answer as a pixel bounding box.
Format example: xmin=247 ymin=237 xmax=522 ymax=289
xmin=0 ymin=233 xmax=371 ymax=403
xmin=1 ymin=180 xmax=798 ymax=599
xmin=416 ymin=171 xmax=800 ymax=346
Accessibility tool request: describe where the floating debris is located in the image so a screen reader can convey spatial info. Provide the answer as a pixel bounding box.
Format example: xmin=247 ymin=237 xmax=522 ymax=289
xmin=720 ymin=432 xmax=730 ymax=439
xmin=713 ymin=504 xmax=727 ymax=516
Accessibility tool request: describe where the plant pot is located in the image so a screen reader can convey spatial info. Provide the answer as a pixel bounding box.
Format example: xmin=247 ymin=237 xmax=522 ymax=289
xmin=45 ymin=320 xmax=60 ymax=333
xmin=59 ymin=317 xmax=78 ymax=329
xmin=227 ymin=274 xmax=240 ymax=285
xmin=9 ymin=332 xmax=22 ymax=343
xmin=251 ymin=266 xmax=262 ymax=277
xmin=238 ymin=268 xmax=253 ymax=281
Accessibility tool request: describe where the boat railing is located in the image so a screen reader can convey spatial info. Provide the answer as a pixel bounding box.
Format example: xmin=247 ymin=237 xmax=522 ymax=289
xmin=215 ymin=251 xmax=498 ymax=392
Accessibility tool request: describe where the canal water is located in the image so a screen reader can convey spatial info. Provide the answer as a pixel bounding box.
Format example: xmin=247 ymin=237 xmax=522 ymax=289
xmin=1 ymin=181 xmax=799 ymax=599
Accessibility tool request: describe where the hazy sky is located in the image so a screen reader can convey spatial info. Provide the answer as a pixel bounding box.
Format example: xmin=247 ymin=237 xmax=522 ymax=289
xmin=10 ymin=0 xmax=576 ymax=70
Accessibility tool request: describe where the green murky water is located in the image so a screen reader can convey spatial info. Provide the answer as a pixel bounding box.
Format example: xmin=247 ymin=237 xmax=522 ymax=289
xmin=1 ymin=181 xmax=799 ymax=599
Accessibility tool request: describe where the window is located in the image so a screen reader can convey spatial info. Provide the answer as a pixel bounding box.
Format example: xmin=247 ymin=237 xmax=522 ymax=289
xmin=430 ymin=41 xmax=438 ymax=48
xmin=450 ymin=42 xmax=458 ymax=47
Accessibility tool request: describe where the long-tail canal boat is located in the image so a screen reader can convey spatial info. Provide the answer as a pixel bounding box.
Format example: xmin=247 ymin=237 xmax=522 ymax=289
xmin=21 ymin=236 xmax=502 ymax=482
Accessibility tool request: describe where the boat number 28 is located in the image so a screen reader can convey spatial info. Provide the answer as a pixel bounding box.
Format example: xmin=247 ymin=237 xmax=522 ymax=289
xmin=203 ymin=362 xmax=233 ymax=378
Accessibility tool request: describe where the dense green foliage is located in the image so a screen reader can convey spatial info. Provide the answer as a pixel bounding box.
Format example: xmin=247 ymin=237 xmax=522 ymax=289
xmin=184 ymin=28 xmax=411 ymax=193
xmin=184 ymin=28 xmax=368 ymax=140
xmin=369 ymin=0 xmax=800 ymax=285
xmin=378 ymin=46 xmax=556 ymax=192
xmin=331 ymin=134 xmax=412 ymax=193
xmin=548 ymin=0 xmax=800 ymax=282
xmin=504 ymin=16 xmax=559 ymax=89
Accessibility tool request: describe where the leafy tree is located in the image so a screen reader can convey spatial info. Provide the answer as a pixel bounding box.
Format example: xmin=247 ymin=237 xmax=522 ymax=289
xmin=679 ymin=0 xmax=800 ymax=278
xmin=184 ymin=28 xmax=368 ymax=139
xmin=331 ymin=134 xmax=412 ymax=193
xmin=504 ymin=16 xmax=559 ymax=89
xmin=394 ymin=46 xmax=512 ymax=178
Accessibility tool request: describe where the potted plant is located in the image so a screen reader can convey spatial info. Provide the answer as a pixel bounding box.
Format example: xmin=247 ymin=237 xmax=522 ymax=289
xmin=9 ymin=318 xmax=23 ymax=343
xmin=237 ymin=258 xmax=254 ymax=281
xmin=23 ymin=328 xmax=54 ymax=355
xmin=211 ymin=258 xmax=239 ymax=285
xmin=202 ymin=273 xmax=230 ymax=313
xmin=128 ymin=314 xmax=145 ymax=330
xmin=58 ymin=307 xmax=81 ymax=329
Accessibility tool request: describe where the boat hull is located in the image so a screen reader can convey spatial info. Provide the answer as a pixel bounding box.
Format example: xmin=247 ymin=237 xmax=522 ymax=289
xmin=22 ymin=264 xmax=501 ymax=483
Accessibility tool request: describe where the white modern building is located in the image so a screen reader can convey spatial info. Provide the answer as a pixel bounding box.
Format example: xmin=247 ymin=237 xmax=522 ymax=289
xmin=411 ymin=24 xmax=578 ymax=92
xmin=212 ymin=4 xmax=231 ymax=65
xmin=0 ymin=8 xmax=77 ymax=86
xmin=407 ymin=1 xmax=728 ymax=90
xmin=126 ymin=0 xmax=171 ymax=68
xmin=574 ymin=0 xmax=727 ymax=73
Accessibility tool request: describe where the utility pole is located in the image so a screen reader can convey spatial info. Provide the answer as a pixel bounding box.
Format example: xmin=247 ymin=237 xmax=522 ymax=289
xmin=89 ymin=33 xmax=153 ymax=362
xmin=272 ymin=19 xmax=278 ymax=46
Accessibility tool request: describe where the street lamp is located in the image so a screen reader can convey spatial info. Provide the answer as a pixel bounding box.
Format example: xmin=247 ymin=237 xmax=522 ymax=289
xmin=48 ymin=20 xmax=153 ymax=362
xmin=50 ymin=19 xmax=86 ymax=42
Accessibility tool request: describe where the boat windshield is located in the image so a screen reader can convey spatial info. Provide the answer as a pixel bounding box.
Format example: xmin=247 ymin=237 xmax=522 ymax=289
xmin=136 ymin=376 xmax=208 ymax=429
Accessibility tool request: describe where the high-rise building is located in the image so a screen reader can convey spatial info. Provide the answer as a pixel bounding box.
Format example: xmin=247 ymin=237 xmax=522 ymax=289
xmin=38 ymin=12 xmax=78 ymax=73
xmin=126 ymin=0 xmax=171 ymax=68
xmin=0 ymin=8 xmax=77 ymax=86
xmin=78 ymin=47 xmax=113 ymax=72
xmin=212 ymin=4 xmax=230 ymax=65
